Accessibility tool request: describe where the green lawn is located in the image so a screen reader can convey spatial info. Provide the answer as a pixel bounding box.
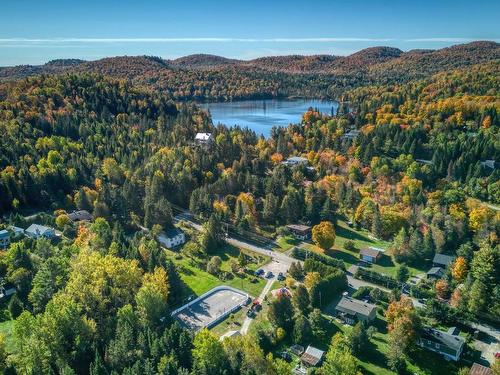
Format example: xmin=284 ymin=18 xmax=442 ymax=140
xmin=164 ymin=245 xmax=269 ymax=300
xmin=304 ymin=219 xmax=427 ymax=278
xmin=0 ymin=320 xmax=16 ymax=354
xmin=274 ymin=235 xmax=300 ymax=252
xmin=210 ymin=308 xmax=247 ymax=336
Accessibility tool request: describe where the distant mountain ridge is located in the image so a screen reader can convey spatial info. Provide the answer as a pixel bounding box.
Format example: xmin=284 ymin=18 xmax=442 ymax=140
xmin=0 ymin=41 xmax=498 ymax=100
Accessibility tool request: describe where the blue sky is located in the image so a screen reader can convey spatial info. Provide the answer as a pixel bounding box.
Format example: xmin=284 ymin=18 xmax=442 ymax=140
xmin=0 ymin=0 xmax=498 ymax=66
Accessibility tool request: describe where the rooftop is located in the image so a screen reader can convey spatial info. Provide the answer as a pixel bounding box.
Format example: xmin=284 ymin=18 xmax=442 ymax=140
xmin=67 ymin=210 xmax=93 ymax=221
xmin=301 ymin=345 xmax=325 ymax=366
xmin=163 ymin=227 xmax=184 ymax=238
xmin=286 ymin=224 xmax=311 ymax=232
xmin=359 ymin=247 xmax=382 ymax=258
xmin=427 ymin=267 xmax=445 ymax=277
xmin=286 ymin=156 xmax=308 ymax=163
xmin=335 ymin=296 xmax=377 ymax=317
xmin=433 ymin=253 xmax=455 ymax=267
xmin=195 ymin=132 xmax=212 ymax=141
xmin=25 ymin=224 xmax=53 ymax=234
xmin=420 ymin=327 xmax=465 ymax=352
xmin=469 ymin=363 xmax=493 ymax=375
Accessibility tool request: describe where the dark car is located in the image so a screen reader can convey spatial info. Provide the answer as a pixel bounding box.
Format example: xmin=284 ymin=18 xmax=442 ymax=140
xmin=277 ymin=272 xmax=285 ymax=281
xmin=265 ymin=271 xmax=273 ymax=278
xmin=254 ymin=269 xmax=264 ymax=276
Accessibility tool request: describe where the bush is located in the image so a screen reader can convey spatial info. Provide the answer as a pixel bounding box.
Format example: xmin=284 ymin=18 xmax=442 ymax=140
xmin=344 ymin=240 xmax=356 ymax=251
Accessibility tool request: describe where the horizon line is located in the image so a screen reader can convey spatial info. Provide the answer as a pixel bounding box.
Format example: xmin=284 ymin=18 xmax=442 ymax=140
xmin=0 ymin=37 xmax=497 ymax=44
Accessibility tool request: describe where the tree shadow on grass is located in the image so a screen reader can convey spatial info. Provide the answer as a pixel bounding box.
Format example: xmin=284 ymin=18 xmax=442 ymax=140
xmin=325 ymin=249 xmax=359 ymax=265
xmin=358 ymin=337 xmax=390 ymax=374
xmin=377 ymin=254 xmax=395 ymax=268
xmin=336 ymin=224 xmax=376 ymax=244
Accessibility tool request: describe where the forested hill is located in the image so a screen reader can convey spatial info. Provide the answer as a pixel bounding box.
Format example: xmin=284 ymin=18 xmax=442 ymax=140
xmin=0 ymin=41 xmax=498 ymax=101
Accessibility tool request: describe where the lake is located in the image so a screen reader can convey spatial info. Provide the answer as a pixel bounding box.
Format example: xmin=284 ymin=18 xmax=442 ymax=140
xmin=201 ymin=99 xmax=338 ymax=137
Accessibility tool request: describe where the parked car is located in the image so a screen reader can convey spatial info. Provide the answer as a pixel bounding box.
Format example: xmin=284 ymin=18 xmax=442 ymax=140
xmin=265 ymin=271 xmax=273 ymax=278
xmin=254 ymin=269 xmax=264 ymax=276
xmin=279 ymin=351 xmax=291 ymax=361
xmin=246 ymin=309 xmax=256 ymax=318
xmin=277 ymin=272 xmax=285 ymax=281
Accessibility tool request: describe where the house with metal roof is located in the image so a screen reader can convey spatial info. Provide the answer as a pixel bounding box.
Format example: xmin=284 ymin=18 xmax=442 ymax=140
xmin=359 ymin=247 xmax=383 ymax=263
xmin=469 ymin=363 xmax=493 ymax=375
xmin=433 ymin=253 xmax=455 ymax=268
xmin=427 ymin=266 xmax=445 ymax=280
xmin=67 ymin=210 xmax=93 ymax=222
xmin=417 ymin=327 xmax=465 ymax=361
xmin=157 ymin=227 xmax=186 ymax=249
xmin=283 ymin=156 xmax=309 ymax=166
xmin=300 ymin=345 xmax=325 ymax=367
xmin=334 ymin=296 xmax=377 ymax=325
xmin=0 ymin=230 xmax=10 ymax=249
xmin=25 ymin=224 xmax=55 ymax=240
xmin=195 ymin=132 xmax=214 ymax=145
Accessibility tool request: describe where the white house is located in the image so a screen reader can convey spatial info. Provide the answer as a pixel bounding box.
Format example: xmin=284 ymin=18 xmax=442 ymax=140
xmin=158 ymin=228 xmax=186 ymax=249
xmin=25 ymin=224 xmax=56 ymax=240
xmin=195 ymin=132 xmax=214 ymax=145
xmin=283 ymin=156 xmax=309 ymax=166
xmin=417 ymin=327 xmax=465 ymax=361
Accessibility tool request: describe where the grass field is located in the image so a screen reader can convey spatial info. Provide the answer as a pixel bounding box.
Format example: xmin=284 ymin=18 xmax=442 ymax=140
xmin=0 ymin=320 xmax=16 ymax=354
xmin=274 ymin=235 xmax=300 ymax=252
xmin=304 ymin=219 xmax=427 ymax=278
xmin=164 ymin=245 xmax=269 ymax=300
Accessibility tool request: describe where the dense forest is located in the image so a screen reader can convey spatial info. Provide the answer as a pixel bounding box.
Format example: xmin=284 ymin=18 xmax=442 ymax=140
xmin=0 ymin=42 xmax=498 ymax=374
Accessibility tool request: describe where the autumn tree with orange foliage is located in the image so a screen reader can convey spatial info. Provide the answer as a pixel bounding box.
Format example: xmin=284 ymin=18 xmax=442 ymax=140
xmin=435 ymin=279 xmax=449 ymax=299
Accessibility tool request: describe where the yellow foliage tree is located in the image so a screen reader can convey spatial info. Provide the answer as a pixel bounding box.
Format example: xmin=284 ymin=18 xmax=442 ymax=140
xmin=311 ymin=221 xmax=336 ymax=251
xmin=451 ymin=256 xmax=468 ymax=282
xmin=435 ymin=279 xmax=449 ymax=299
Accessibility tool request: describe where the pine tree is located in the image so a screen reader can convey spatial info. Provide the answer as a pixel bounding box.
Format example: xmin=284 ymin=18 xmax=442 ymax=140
xmin=371 ymin=204 xmax=382 ymax=239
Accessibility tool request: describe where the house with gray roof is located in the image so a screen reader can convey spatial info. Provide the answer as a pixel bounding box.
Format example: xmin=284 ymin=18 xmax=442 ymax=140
xmin=0 ymin=230 xmax=9 ymax=249
xmin=433 ymin=253 xmax=455 ymax=268
xmin=427 ymin=266 xmax=445 ymax=280
xmin=67 ymin=210 xmax=93 ymax=222
xmin=157 ymin=227 xmax=186 ymax=249
xmin=417 ymin=327 xmax=465 ymax=361
xmin=334 ymin=296 xmax=377 ymax=325
xmin=25 ymin=224 xmax=55 ymax=240
xmin=283 ymin=156 xmax=309 ymax=166
xmin=286 ymin=224 xmax=312 ymax=240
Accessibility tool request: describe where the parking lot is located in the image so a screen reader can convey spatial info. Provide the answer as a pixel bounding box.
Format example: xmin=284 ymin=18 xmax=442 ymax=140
xmin=257 ymin=259 xmax=290 ymax=279
xmin=173 ymin=287 xmax=249 ymax=330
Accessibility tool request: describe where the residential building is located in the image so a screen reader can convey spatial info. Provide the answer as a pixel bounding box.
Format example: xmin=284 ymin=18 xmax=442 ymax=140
xmin=283 ymin=156 xmax=308 ymax=166
xmin=25 ymin=224 xmax=55 ymax=240
xmin=9 ymin=226 xmax=24 ymax=237
xmin=286 ymin=224 xmax=312 ymax=240
xmin=0 ymin=230 xmax=9 ymax=249
xmin=480 ymin=160 xmax=496 ymax=170
xmin=67 ymin=210 xmax=93 ymax=222
xmin=427 ymin=267 xmax=445 ymax=280
xmin=359 ymin=247 xmax=382 ymax=263
xmin=300 ymin=345 xmax=325 ymax=367
xmin=334 ymin=296 xmax=377 ymax=324
xmin=417 ymin=327 xmax=465 ymax=361
xmin=469 ymin=363 xmax=493 ymax=375
xmin=157 ymin=228 xmax=186 ymax=248
xmin=433 ymin=254 xmax=455 ymax=268
xmin=195 ymin=132 xmax=213 ymax=145
xmin=341 ymin=129 xmax=360 ymax=140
